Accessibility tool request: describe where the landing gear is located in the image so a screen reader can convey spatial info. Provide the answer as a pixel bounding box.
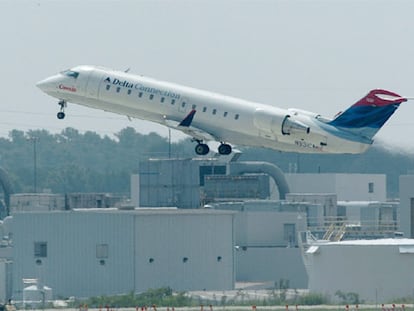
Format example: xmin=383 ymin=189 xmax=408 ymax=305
xmin=218 ymin=143 xmax=232 ymax=155
xmin=193 ymin=139 xmax=232 ymax=156
xmin=195 ymin=142 xmax=210 ymax=155
xmin=57 ymin=100 xmax=67 ymax=119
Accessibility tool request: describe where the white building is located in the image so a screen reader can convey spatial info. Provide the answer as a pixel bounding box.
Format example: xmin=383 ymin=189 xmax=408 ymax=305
xmin=210 ymin=200 xmax=308 ymax=288
xmin=286 ymin=193 xmax=337 ymax=227
xmin=285 ymin=174 xmax=386 ymax=201
xmin=303 ymin=238 xmax=414 ymax=302
xmin=11 ymin=208 xmax=235 ymax=299
xmin=399 ymin=175 xmax=414 ymax=237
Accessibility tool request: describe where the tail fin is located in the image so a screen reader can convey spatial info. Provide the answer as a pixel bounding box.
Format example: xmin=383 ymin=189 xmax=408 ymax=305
xmin=329 ymin=89 xmax=407 ymax=140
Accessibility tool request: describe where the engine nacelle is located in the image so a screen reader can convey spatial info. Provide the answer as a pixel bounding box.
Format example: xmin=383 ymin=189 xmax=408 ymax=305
xmin=253 ymin=108 xmax=310 ymax=136
xmin=281 ymin=116 xmax=310 ymax=135
xmin=288 ymin=108 xmax=321 ymax=119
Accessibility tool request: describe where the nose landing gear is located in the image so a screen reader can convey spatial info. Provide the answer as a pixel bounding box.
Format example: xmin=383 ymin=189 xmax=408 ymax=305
xmin=57 ymin=100 xmax=67 ymax=119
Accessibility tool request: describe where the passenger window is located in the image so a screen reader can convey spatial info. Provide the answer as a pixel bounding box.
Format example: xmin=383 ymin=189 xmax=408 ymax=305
xmin=138 ymin=92 xmax=143 ymax=98
xmin=182 ymin=102 xmax=186 ymax=108
xmin=127 ymin=89 xmax=132 ymax=95
xmin=161 ymin=97 xmax=165 ymax=103
xmin=149 ymin=94 xmax=154 ymax=100
xmin=203 ymin=107 xmax=207 ymax=112
xmin=235 ymin=114 xmax=239 ymax=120
xmin=223 ymin=112 xmax=228 ymax=117
xmin=171 ymin=99 xmax=175 ymax=105
xmin=192 ymin=104 xmax=196 ymax=110
xmin=116 ymin=87 xmax=121 ymax=93
xmin=212 ymin=109 xmax=217 ymax=115
xmin=106 ymin=85 xmax=110 ymax=91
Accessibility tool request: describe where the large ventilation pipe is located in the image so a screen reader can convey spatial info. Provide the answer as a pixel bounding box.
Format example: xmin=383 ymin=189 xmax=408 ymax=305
xmin=229 ymin=161 xmax=290 ymax=200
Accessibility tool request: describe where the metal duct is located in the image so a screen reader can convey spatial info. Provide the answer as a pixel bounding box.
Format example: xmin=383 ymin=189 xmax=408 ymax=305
xmin=229 ymin=161 xmax=290 ymax=200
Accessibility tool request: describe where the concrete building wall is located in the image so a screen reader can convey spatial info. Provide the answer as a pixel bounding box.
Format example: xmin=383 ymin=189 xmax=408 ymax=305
xmin=236 ymin=248 xmax=307 ymax=289
xmin=12 ymin=209 xmax=235 ymax=299
xmin=139 ymin=159 xmax=201 ymax=208
xmin=399 ymin=175 xmax=414 ymax=237
xmin=285 ymin=174 xmax=386 ymax=201
xmin=304 ymin=239 xmax=414 ymax=302
xmin=13 ymin=212 xmax=136 ymax=298
xmin=134 ymin=213 xmax=234 ymax=291
xmin=0 ymin=260 xmax=12 ymax=303
xmin=210 ymin=201 xmax=308 ymax=288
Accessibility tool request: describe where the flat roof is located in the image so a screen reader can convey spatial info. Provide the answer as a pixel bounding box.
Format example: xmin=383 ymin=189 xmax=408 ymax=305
xmin=320 ymin=238 xmax=414 ymax=246
xmin=13 ymin=207 xmax=236 ymax=216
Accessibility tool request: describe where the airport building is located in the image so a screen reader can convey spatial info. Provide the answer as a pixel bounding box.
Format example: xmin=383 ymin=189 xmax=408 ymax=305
xmin=11 ymin=208 xmax=235 ymax=299
xmin=302 ymin=238 xmax=414 ymax=302
xmin=285 ymin=173 xmax=386 ymax=201
xmin=0 ymin=155 xmax=411 ymax=303
xmin=209 ymin=200 xmax=308 ymax=288
xmin=399 ymin=175 xmax=414 ymax=238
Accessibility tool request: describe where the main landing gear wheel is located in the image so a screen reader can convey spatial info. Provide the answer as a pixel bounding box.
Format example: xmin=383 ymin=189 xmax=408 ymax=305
xmin=57 ymin=100 xmax=67 ymax=120
xmin=195 ymin=143 xmax=210 ymax=155
xmin=218 ymin=143 xmax=232 ymax=155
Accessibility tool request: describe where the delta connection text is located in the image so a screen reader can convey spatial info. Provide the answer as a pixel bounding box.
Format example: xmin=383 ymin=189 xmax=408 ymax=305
xmin=104 ymin=77 xmax=181 ymax=100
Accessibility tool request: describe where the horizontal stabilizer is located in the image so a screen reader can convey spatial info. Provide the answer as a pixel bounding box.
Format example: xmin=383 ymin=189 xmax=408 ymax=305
xmin=329 ymin=89 xmax=407 ymax=139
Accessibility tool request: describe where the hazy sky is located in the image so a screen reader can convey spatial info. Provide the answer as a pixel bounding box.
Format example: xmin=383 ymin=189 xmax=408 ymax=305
xmin=1 ymin=0 xmax=414 ymax=151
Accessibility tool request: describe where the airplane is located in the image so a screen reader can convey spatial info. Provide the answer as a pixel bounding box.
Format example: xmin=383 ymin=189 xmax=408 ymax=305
xmin=36 ymin=65 xmax=407 ymax=155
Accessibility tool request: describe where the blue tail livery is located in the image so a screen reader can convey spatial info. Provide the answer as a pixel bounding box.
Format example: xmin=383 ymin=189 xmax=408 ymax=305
xmin=328 ymin=89 xmax=407 ymax=140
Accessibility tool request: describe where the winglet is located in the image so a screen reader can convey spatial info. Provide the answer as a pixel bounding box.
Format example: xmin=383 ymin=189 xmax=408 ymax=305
xmin=179 ymin=109 xmax=196 ymax=127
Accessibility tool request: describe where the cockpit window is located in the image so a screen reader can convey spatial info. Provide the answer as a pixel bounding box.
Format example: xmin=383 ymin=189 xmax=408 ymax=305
xmin=61 ymin=70 xmax=79 ymax=78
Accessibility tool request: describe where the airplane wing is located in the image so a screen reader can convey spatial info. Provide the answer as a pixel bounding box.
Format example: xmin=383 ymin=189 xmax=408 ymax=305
xmin=163 ymin=110 xmax=218 ymax=142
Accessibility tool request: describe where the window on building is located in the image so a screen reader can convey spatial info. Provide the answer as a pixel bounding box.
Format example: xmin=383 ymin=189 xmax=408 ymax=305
xmin=283 ymin=224 xmax=296 ymax=247
xmin=368 ymin=182 xmax=374 ymax=193
xmin=96 ymin=244 xmax=108 ymax=259
xmin=34 ymin=242 xmax=47 ymax=258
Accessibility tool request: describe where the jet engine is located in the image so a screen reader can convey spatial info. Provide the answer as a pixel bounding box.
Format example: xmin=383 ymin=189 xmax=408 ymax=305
xmin=253 ymin=108 xmax=310 ymax=136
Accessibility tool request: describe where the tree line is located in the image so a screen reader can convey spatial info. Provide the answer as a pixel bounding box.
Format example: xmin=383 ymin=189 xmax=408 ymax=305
xmin=0 ymin=127 xmax=412 ymax=198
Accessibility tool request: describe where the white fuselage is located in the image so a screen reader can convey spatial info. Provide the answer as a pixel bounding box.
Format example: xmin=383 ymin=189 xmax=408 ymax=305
xmin=37 ymin=65 xmax=372 ymax=154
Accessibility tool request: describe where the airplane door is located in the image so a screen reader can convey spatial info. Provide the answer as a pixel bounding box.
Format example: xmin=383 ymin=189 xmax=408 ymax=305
xmin=85 ymin=70 xmax=105 ymax=100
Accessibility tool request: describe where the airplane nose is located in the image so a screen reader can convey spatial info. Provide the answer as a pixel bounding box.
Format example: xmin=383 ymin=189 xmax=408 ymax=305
xmin=36 ymin=77 xmax=54 ymax=93
xmin=36 ymin=75 xmax=63 ymax=94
